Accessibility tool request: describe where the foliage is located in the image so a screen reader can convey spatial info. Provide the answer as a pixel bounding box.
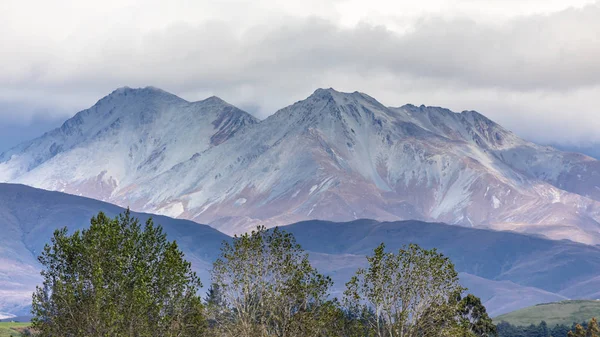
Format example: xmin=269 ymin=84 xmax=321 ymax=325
xmin=457 ymin=294 xmax=497 ymax=337
xmin=568 ymin=324 xmax=586 ymax=337
xmin=587 ymin=318 xmax=600 ymax=337
xmin=343 ymin=243 xmax=466 ymax=337
xmin=30 ymin=210 xmax=205 ymax=337
xmin=209 ymin=226 xmax=335 ymax=337
xmin=496 ymin=318 xmax=600 ymax=337
xmin=27 ymin=212 xmax=499 ymax=337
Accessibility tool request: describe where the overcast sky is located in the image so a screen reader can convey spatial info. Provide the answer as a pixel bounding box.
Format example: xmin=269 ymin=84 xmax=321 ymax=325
xmin=1 ymin=0 xmax=599 ymax=151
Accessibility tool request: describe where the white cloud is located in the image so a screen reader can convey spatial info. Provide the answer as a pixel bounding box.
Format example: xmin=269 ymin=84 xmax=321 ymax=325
xmin=0 ymin=0 xmax=599 ymax=146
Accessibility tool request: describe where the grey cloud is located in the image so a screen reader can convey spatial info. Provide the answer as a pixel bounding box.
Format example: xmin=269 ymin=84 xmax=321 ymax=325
xmin=0 ymin=101 xmax=65 ymax=152
xmin=0 ymin=2 xmax=599 ymax=146
xmin=4 ymin=4 xmax=599 ymax=89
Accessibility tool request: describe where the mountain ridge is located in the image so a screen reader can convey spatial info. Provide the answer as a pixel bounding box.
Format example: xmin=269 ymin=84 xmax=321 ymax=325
xmin=2 ymin=87 xmax=600 ymax=243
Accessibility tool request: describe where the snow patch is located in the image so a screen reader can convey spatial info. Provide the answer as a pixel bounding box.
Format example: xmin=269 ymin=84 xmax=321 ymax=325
xmin=156 ymin=202 xmax=185 ymax=218
xmin=307 ymin=204 xmax=317 ymax=216
xmin=492 ymin=195 xmax=501 ymax=209
xmin=550 ymin=189 xmax=561 ymax=203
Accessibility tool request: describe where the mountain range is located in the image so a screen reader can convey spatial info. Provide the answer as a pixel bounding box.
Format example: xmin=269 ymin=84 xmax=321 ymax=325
xmin=2 ymin=86 xmax=600 ymax=320
xmin=3 ymin=183 xmax=600 ymax=319
xmin=2 ymin=87 xmax=600 ymax=244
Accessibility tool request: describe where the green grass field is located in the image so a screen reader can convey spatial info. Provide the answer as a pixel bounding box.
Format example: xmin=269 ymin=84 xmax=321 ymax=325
xmin=494 ymin=300 xmax=600 ymax=327
xmin=0 ymin=322 xmax=30 ymax=337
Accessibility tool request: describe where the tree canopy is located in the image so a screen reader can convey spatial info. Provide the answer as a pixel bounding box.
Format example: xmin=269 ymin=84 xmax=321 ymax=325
xmin=343 ymin=243 xmax=471 ymax=337
xmin=31 ymin=210 xmax=205 ymax=337
xmin=29 ymin=211 xmax=498 ymax=337
xmin=209 ymin=226 xmax=335 ymax=337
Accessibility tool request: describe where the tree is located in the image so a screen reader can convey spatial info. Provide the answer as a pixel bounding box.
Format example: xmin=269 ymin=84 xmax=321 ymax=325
xmin=539 ymin=321 xmax=549 ymax=337
xmin=569 ymin=324 xmax=586 ymax=337
xmin=552 ymin=323 xmax=571 ymax=337
xmin=210 ymin=226 xmax=334 ymax=337
xmin=205 ymin=283 xmax=226 ymax=309
xmin=205 ymin=282 xmax=228 ymax=332
xmin=31 ymin=210 xmax=205 ymax=337
xmin=343 ymin=243 xmax=465 ymax=337
xmin=457 ymin=294 xmax=497 ymax=337
xmin=587 ymin=318 xmax=600 ymax=337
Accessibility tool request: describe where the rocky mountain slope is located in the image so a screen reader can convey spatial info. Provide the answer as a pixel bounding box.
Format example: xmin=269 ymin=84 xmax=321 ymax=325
xmin=0 ymin=87 xmax=257 ymax=203
xmin=2 ymin=87 xmax=600 ymax=243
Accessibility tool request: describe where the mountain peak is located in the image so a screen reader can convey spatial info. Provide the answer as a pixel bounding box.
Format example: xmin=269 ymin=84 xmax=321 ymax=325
xmin=307 ymin=88 xmax=387 ymax=109
xmin=200 ymin=95 xmax=229 ymax=105
xmin=265 ymin=88 xmax=396 ymax=135
xmin=98 ymin=86 xmax=186 ymax=105
xmin=461 ymin=109 xmax=492 ymax=122
xmin=111 ymin=85 xmax=170 ymax=95
xmin=310 ymin=88 xmax=368 ymax=100
xmin=312 ymin=87 xmax=339 ymax=95
xmin=307 ymin=88 xmax=341 ymax=103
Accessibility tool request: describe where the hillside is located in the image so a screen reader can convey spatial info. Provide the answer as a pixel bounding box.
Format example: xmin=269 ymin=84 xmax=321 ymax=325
xmin=3 ymin=183 xmax=600 ymax=318
xmin=0 ymin=183 xmax=229 ymax=318
xmin=2 ymin=88 xmax=600 ymax=243
xmin=494 ymin=300 xmax=600 ymax=327
xmin=282 ymin=219 xmax=600 ymax=316
xmin=0 ymin=322 xmax=29 ymax=337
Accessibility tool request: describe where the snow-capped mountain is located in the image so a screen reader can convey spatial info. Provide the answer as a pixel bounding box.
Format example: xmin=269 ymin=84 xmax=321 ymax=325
xmin=0 ymin=87 xmax=257 ymax=202
xmin=2 ymin=87 xmax=600 ymax=243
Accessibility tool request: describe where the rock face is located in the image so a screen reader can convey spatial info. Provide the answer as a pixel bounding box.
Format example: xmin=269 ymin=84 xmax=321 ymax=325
xmin=2 ymin=87 xmax=600 ymax=242
xmin=0 ymin=87 xmax=257 ymax=202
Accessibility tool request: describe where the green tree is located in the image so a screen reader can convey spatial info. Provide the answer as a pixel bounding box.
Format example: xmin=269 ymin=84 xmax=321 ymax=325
xmin=552 ymin=323 xmax=571 ymax=337
xmin=539 ymin=321 xmax=549 ymax=337
xmin=457 ymin=294 xmax=497 ymax=337
xmin=210 ymin=226 xmax=334 ymax=337
xmin=31 ymin=210 xmax=205 ymax=337
xmin=344 ymin=243 xmax=465 ymax=337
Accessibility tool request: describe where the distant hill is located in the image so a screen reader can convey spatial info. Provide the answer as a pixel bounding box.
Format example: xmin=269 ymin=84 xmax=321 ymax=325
xmin=282 ymin=219 xmax=600 ymax=316
xmin=0 ymin=317 xmax=30 ymax=323
xmin=494 ymin=300 xmax=600 ymax=327
xmin=0 ymin=183 xmax=230 ymax=317
xmin=3 ymin=183 xmax=600 ymax=318
xmin=0 ymin=322 xmax=30 ymax=337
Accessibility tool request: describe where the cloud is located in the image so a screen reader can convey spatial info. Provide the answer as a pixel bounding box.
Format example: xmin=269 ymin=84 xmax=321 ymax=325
xmin=0 ymin=0 xmax=598 ymax=146
xmin=0 ymin=101 xmax=65 ymax=152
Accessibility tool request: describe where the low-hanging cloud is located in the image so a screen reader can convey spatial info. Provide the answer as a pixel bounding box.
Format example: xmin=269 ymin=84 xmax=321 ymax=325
xmin=0 ymin=1 xmax=598 ymax=146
